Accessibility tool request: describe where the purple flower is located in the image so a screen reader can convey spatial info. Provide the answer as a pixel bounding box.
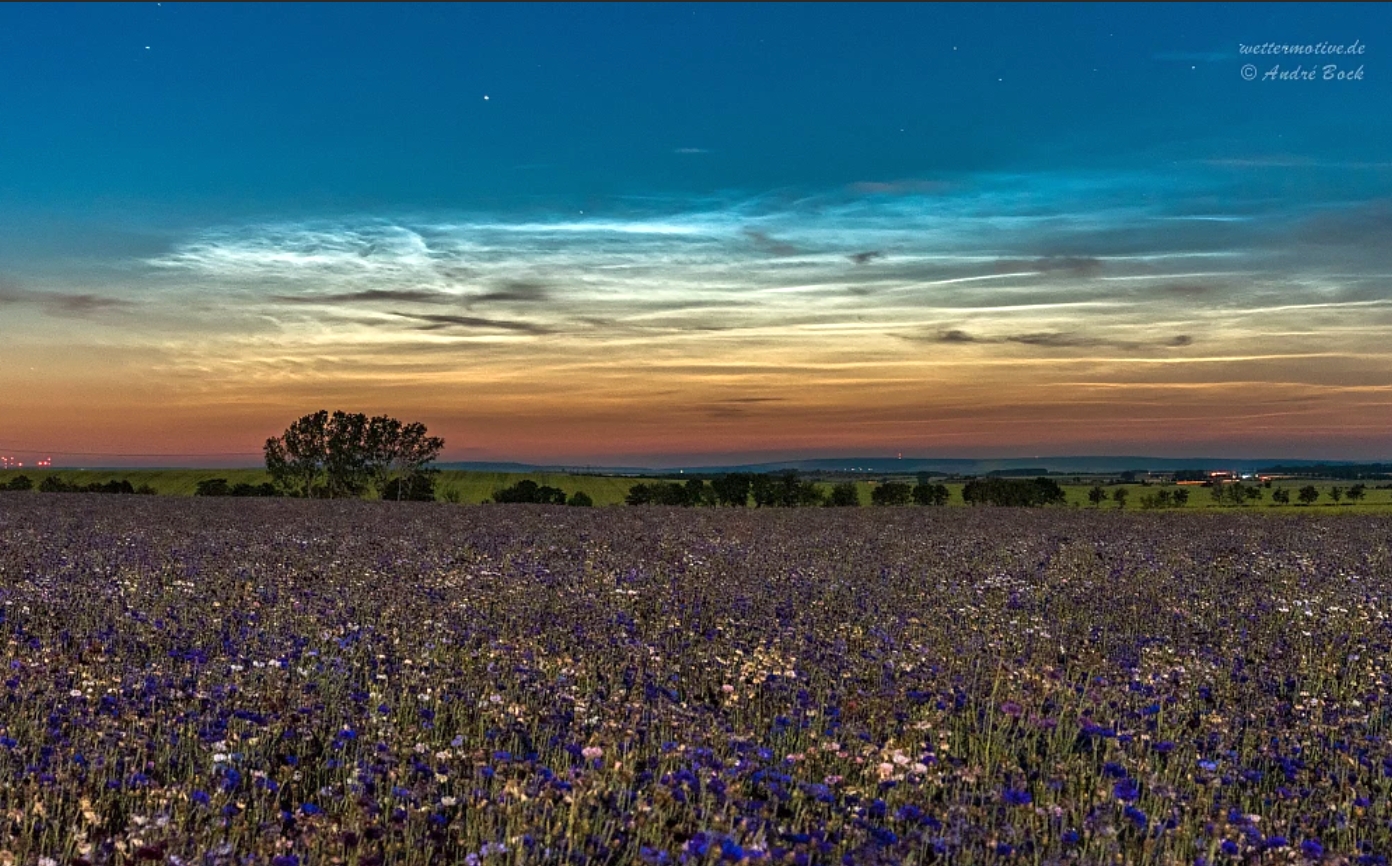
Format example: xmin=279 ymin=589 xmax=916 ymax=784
xmin=1114 ymin=778 xmax=1139 ymax=802
xmin=1003 ymin=788 xmax=1032 ymax=806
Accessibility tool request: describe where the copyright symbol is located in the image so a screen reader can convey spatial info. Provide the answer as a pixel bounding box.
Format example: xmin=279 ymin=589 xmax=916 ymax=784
xmin=1241 ymin=64 xmax=1257 ymax=80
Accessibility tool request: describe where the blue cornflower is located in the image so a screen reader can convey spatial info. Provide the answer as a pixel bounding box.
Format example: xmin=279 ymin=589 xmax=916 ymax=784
xmin=192 ymin=790 xmax=211 ymax=806
xmin=1124 ymin=805 xmax=1147 ymax=829
xmin=301 ymin=803 xmax=322 ymax=815
xmin=1198 ymin=759 xmax=1219 ymax=772
xmin=1302 ymin=839 xmax=1324 ymax=859
xmin=1221 ymin=840 xmax=1240 ymax=856
xmin=1003 ymin=788 xmax=1032 ymax=806
xmin=1114 ymin=778 xmax=1140 ymax=802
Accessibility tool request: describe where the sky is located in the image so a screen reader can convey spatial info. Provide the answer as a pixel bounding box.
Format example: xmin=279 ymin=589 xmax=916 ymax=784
xmin=1 ymin=2 xmax=1391 ymax=467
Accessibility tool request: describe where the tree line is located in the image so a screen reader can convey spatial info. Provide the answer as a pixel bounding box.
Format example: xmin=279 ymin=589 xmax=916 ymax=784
xmin=622 ymin=472 xmax=961 ymax=508
xmin=0 ymin=475 xmax=157 ymax=495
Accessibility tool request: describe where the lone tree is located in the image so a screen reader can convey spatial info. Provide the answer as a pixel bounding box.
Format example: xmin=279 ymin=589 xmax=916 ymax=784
xmin=264 ymin=410 xmax=443 ymax=499
xmin=1347 ymin=483 xmax=1367 ymax=503
xmin=1088 ymin=484 xmax=1106 ymax=507
xmin=827 ymin=481 xmax=860 ymax=507
xmin=1112 ymin=487 xmax=1129 ymax=509
xmin=1297 ymin=485 xmax=1320 ymax=506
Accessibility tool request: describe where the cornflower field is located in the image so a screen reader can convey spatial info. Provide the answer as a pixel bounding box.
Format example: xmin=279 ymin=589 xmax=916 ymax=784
xmin=1 ymin=495 xmax=1390 ymax=865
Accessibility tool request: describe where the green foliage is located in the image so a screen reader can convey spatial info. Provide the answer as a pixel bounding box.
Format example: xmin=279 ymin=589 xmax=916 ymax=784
xmin=567 ymin=491 xmax=594 ymax=507
xmin=38 ymin=475 xmax=69 ymax=493
xmin=963 ymin=477 xmax=1067 ymax=508
xmin=827 ymin=481 xmax=860 ymax=507
xmin=381 ymin=471 xmax=438 ymax=502
xmin=870 ymin=481 xmax=913 ymax=506
xmin=4 ymin=475 xmax=33 ymax=491
xmin=264 ymin=410 xmax=443 ymax=500
xmin=195 ymin=478 xmax=232 ymax=497
xmin=1347 ymin=483 xmax=1367 ymax=503
xmin=911 ymin=481 xmax=950 ymax=506
xmin=37 ymin=476 xmax=136 ymax=494
xmin=710 ymin=473 xmax=752 ymax=507
xmin=1272 ymin=487 xmax=1292 ymax=504
xmin=1088 ymin=484 xmax=1107 ymax=507
xmin=1298 ymin=485 xmax=1320 ymax=505
xmin=1111 ymin=487 xmax=1129 ymax=509
xmin=494 ymin=479 xmax=567 ymax=504
xmin=196 ymin=478 xmax=279 ymax=497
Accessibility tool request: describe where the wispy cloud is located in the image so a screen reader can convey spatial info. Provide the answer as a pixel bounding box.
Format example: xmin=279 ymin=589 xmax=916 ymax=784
xmin=271 ymin=289 xmax=456 ymax=305
xmin=0 ymin=284 xmax=136 ymax=319
xmin=396 ymin=313 xmax=553 ymax=335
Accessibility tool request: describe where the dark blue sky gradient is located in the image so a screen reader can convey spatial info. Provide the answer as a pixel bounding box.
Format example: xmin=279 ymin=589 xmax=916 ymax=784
xmin=1 ymin=3 xmax=1385 ymax=218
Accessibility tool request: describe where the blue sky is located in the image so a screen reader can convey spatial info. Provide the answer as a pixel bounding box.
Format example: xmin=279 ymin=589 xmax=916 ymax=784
xmin=1 ymin=3 xmax=1390 ymax=465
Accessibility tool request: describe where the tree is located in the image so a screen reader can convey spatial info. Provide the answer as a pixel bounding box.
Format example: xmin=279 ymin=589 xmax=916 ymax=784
xmin=1171 ymin=487 xmax=1190 ymax=507
xmin=1088 ymin=484 xmax=1106 ymax=508
xmin=195 ymin=478 xmax=232 ymax=497
xmin=264 ymin=410 xmax=330 ymax=498
xmin=495 ymin=480 xmax=567 ymax=504
xmin=1330 ymin=486 xmax=1344 ymax=504
xmin=1347 ymin=483 xmax=1367 ymax=503
xmin=1112 ymin=487 xmax=1129 ymax=509
xmin=749 ymin=474 xmax=776 ymax=508
xmin=567 ymin=491 xmax=593 ymax=507
xmin=827 ymin=481 xmax=860 ymax=507
xmin=1271 ymin=487 xmax=1291 ymax=504
xmin=381 ymin=472 xmax=437 ymax=502
xmin=871 ymin=481 xmax=912 ymax=506
xmin=711 ymin=473 xmax=752 ymax=507
xmin=1139 ymin=489 xmax=1174 ymax=510
xmin=745 ymin=471 xmax=821 ymax=507
xmin=1297 ymin=485 xmax=1320 ymax=506
xmin=264 ymin=410 xmax=443 ymax=499
xmin=366 ymin=416 xmax=445 ymax=501
xmin=230 ymin=482 xmax=278 ymax=497
xmin=912 ymin=480 xmax=949 ymax=506
xmin=624 ymin=481 xmax=691 ymax=506
xmin=684 ymin=477 xmax=713 ymax=507
xmin=4 ymin=475 xmax=33 ymax=491
xmin=38 ymin=475 xmax=71 ymax=493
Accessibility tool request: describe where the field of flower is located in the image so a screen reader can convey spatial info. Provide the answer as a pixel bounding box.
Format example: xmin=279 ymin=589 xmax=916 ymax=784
xmin=1 ymin=494 xmax=1389 ymax=865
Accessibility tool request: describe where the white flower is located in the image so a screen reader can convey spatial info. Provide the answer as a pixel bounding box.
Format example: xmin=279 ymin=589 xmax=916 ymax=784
xmin=441 ymin=796 xmax=457 ymax=807
xmin=581 ymin=746 xmax=604 ymax=760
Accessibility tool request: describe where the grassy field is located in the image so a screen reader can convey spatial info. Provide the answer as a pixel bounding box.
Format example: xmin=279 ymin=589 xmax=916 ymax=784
xmin=2 ymin=468 xmax=1390 ymax=511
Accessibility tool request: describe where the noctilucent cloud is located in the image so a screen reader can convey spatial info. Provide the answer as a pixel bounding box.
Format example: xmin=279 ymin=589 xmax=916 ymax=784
xmin=1 ymin=3 xmax=1390 ymax=466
